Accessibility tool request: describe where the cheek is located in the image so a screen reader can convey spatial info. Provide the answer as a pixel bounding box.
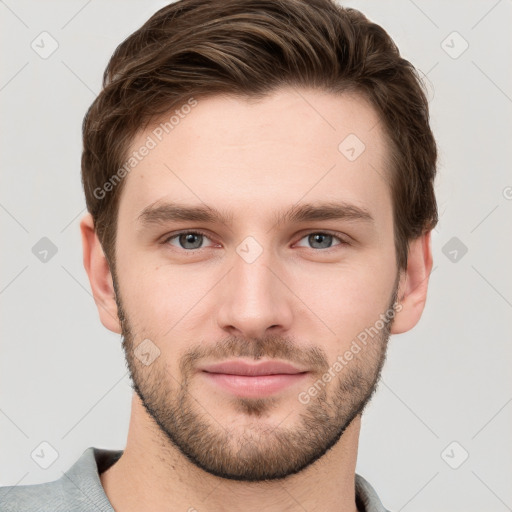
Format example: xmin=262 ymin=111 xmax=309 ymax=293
xmin=116 ymin=259 xmax=216 ymax=336
xmin=289 ymin=260 xmax=395 ymax=346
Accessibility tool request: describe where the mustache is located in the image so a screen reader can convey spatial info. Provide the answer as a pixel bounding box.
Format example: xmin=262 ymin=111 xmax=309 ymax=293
xmin=178 ymin=334 xmax=330 ymax=376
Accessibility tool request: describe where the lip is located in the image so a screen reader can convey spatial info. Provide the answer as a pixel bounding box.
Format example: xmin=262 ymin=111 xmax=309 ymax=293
xmin=200 ymin=360 xmax=307 ymax=376
xmin=200 ymin=360 xmax=309 ymax=398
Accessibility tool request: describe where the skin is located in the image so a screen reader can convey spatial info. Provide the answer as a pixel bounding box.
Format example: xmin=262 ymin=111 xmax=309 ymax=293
xmin=81 ymin=87 xmax=433 ymax=512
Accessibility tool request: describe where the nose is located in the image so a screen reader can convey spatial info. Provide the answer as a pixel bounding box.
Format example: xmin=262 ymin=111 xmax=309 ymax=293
xmin=216 ymin=247 xmax=294 ymax=340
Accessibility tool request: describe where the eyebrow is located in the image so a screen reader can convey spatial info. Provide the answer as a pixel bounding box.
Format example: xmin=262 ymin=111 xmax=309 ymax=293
xmin=137 ymin=200 xmax=374 ymax=228
xmin=274 ymin=201 xmax=374 ymax=226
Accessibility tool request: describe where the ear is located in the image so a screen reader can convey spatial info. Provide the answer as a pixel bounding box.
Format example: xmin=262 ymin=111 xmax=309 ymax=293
xmin=80 ymin=213 xmax=122 ymax=334
xmin=391 ymin=231 xmax=434 ymax=334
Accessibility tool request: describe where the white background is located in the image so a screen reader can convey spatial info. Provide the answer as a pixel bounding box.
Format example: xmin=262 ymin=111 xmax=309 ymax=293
xmin=1 ymin=1 xmax=511 ymax=510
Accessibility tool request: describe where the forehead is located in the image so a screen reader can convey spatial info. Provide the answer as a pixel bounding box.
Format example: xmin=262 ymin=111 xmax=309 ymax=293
xmin=118 ymin=88 xmax=392 ymax=226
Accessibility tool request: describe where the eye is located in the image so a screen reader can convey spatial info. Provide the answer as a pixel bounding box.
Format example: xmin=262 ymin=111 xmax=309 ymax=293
xmin=163 ymin=230 xmax=216 ymax=250
xmin=295 ymin=232 xmax=347 ymax=250
xmin=162 ymin=230 xmax=349 ymax=252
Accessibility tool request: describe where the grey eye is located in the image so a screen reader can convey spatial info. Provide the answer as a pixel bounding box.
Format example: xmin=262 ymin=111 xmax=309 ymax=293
xmin=166 ymin=232 xmax=211 ymax=250
xmin=178 ymin=233 xmax=204 ymax=249
xmin=308 ymin=233 xmax=334 ymax=249
xmin=295 ymin=233 xmax=342 ymax=250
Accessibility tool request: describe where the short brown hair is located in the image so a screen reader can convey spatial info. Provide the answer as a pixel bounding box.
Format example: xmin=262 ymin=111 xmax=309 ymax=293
xmin=81 ymin=0 xmax=437 ymax=273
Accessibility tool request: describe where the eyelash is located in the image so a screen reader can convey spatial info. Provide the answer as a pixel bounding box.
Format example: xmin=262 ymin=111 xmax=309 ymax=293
xmin=161 ymin=230 xmax=350 ymax=251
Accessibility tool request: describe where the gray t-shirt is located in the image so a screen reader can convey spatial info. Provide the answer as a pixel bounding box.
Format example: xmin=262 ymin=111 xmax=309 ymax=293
xmin=0 ymin=447 xmax=391 ymax=511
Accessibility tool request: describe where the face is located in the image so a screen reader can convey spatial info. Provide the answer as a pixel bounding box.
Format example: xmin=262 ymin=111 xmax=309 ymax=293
xmin=112 ymin=88 xmax=400 ymax=481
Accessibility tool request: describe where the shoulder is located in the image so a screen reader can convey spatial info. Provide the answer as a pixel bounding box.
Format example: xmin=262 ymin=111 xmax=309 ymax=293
xmin=0 ymin=447 xmax=121 ymax=512
xmin=0 ymin=477 xmax=75 ymax=511
xmin=355 ymin=473 xmax=393 ymax=512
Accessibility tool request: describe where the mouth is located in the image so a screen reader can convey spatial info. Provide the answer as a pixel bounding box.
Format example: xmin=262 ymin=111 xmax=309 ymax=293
xmin=200 ymin=359 xmax=308 ymax=376
xmin=200 ymin=360 xmax=310 ymax=398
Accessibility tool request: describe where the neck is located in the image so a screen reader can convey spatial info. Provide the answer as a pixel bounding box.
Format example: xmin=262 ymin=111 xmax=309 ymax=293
xmin=100 ymin=394 xmax=361 ymax=512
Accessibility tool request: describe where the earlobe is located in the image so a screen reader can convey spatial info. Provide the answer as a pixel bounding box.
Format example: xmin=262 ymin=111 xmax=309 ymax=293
xmin=391 ymin=231 xmax=434 ymax=335
xmin=80 ymin=213 xmax=122 ymax=334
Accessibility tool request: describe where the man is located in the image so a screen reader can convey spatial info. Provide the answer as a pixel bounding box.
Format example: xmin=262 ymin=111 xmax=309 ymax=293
xmin=0 ymin=0 xmax=437 ymax=510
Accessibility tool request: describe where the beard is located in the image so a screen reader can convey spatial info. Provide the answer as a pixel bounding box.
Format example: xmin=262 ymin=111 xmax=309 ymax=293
xmin=113 ymin=274 xmax=399 ymax=482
